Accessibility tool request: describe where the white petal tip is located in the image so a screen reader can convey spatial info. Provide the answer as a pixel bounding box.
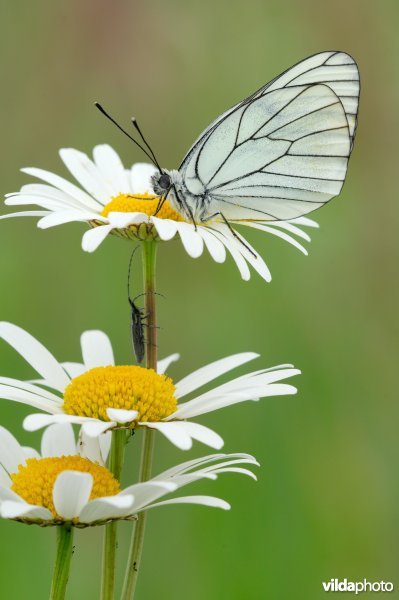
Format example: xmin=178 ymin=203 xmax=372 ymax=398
xmin=106 ymin=408 xmax=139 ymax=424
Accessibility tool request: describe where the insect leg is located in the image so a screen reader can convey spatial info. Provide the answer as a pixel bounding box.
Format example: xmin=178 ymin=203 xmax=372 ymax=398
xmin=133 ymin=291 xmax=166 ymax=302
xmin=202 ymin=212 xmax=257 ymax=258
xmin=173 ymin=184 xmax=198 ymax=230
xmin=153 ymin=193 xmax=168 ymax=216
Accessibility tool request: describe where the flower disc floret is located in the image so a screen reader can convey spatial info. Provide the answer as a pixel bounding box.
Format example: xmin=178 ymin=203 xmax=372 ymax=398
xmin=63 ymin=365 xmax=177 ymax=423
xmin=101 ymin=193 xmax=184 ymax=221
xmin=11 ymin=456 xmax=120 ymax=518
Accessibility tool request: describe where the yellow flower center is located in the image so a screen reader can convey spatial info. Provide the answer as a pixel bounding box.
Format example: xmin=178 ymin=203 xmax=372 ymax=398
xmin=11 ymin=456 xmax=120 ymax=519
xmin=63 ymin=365 xmax=177 ymax=423
xmin=101 ymin=193 xmax=184 ymax=221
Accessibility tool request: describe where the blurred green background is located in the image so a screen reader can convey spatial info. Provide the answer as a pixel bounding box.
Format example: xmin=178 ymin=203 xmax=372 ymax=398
xmin=0 ymin=0 xmax=398 ymax=598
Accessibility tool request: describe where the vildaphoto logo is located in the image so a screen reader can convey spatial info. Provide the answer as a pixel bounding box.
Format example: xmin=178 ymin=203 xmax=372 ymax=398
xmin=322 ymin=579 xmax=394 ymax=594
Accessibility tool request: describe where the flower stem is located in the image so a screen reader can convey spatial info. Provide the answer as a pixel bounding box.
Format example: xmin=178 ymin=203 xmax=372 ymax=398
xmin=101 ymin=429 xmax=126 ymax=600
xmin=121 ymin=240 xmax=158 ymax=599
xmin=50 ymin=524 xmax=74 ymax=600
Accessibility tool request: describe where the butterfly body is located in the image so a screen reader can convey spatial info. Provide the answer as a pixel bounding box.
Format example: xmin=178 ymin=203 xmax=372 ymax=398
xmin=153 ymin=51 xmax=360 ymax=225
xmin=152 ymin=169 xmax=212 ymax=222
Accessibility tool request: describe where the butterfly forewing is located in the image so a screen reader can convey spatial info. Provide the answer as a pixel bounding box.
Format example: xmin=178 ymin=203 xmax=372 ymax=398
xmin=178 ymin=51 xmax=359 ymax=222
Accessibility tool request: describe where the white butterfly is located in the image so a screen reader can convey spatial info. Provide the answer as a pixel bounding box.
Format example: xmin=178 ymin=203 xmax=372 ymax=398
xmin=151 ymin=51 xmax=360 ymax=226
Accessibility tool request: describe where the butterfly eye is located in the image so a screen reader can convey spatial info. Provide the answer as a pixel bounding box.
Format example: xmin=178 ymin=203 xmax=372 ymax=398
xmin=158 ymin=173 xmax=171 ymax=190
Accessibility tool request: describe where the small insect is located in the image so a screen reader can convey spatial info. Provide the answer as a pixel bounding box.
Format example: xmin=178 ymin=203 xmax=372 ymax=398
xmin=127 ymin=246 xmax=146 ymax=364
xmin=97 ymin=51 xmax=360 ymax=230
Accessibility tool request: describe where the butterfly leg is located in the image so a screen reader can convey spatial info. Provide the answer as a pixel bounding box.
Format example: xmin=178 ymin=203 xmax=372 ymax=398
xmin=172 ymin=184 xmax=198 ymax=230
xmin=202 ymin=212 xmax=257 ymax=258
xmin=153 ymin=194 xmax=167 ymax=216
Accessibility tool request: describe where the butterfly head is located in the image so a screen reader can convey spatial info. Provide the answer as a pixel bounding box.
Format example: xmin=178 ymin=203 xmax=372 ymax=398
xmin=152 ymin=171 xmax=172 ymax=196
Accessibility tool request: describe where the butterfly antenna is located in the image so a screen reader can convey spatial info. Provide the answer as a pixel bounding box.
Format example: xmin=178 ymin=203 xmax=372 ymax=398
xmin=127 ymin=244 xmax=140 ymax=303
xmin=131 ymin=117 xmax=163 ymax=172
xmin=95 ymin=102 xmax=157 ymax=168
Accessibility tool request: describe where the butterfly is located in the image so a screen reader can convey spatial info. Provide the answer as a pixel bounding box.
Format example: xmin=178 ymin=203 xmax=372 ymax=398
xmin=149 ymin=51 xmax=359 ymax=228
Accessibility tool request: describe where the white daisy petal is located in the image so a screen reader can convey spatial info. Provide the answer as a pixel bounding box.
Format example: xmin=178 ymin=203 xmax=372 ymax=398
xmin=0 ymin=377 xmax=63 ymax=404
xmin=22 ymin=446 xmax=41 ymax=460
xmin=166 ymin=473 xmax=218 ymax=485
xmin=0 ymin=426 xmax=26 ymax=474
xmin=129 ymin=163 xmax=157 ymax=193
xmin=81 ymin=330 xmax=115 ymax=369
xmin=289 ymin=216 xmax=319 ymax=228
xmin=0 ymin=210 xmax=50 ymax=220
xmin=153 ymin=453 xmax=228 ymax=480
xmin=82 ymin=224 xmax=115 ymax=252
xmin=9 ymin=183 xmax=100 ymax=212
xmin=240 ymin=245 xmax=272 ymax=282
xmin=142 ymin=495 xmax=230 ymax=512
xmin=5 ymin=195 xmax=65 ymax=210
xmin=107 ymin=211 xmax=148 ymax=228
xmin=157 ymin=353 xmax=180 ymax=375
xmin=194 ymin=367 xmax=299 ymax=398
xmin=0 ymin=466 xmax=11 ymax=487
xmin=59 ymin=148 xmax=111 ymax=203
xmin=151 ymin=217 xmax=179 ymax=241
xmin=120 ymin=481 xmax=177 ymax=511
xmin=21 ymin=167 xmax=102 ymax=210
xmin=0 ymin=384 xmax=63 ymax=413
xmin=0 ymin=500 xmax=53 ymax=520
xmin=93 ymin=144 xmax=130 ymax=194
xmin=79 ymin=494 xmax=135 ymax=524
xmin=210 ymin=467 xmax=257 ymax=480
xmin=195 ymin=456 xmax=259 ymax=473
xmin=198 ymin=228 xmax=227 ymax=263
xmin=6 ymin=193 xmax=87 ymax=211
xmin=53 ymin=471 xmax=93 ymax=520
xmin=0 ymin=323 xmax=70 ymax=393
xmin=141 ymin=422 xmax=193 ymax=450
xmin=208 ymin=226 xmax=251 ymax=280
xmin=170 ymin=421 xmax=224 ymax=450
xmin=176 ymin=223 xmax=204 ymax=258
xmin=173 ymin=384 xmax=296 ymax=419
xmin=99 ymin=431 xmax=112 ymax=463
xmin=0 ymin=487 xmax=26 ymax=503
xmin=223 ymin=226 xmax=272 ymax=282
xmin=175 ymin=352 xmax=259 ymax=399
xmin=269 ymin=221 xmax=311 ymax=241
xmin=155 ymin=453 xmax=257 ymax=480
xmin=38 ymin=210 xmax=103 ymax=229
xmin=41 ymin=423 xmax=76 ymax=457
xmin=77 ymin=429 xmax=110 ymax=465
xmin=81 ymin=420 xmax=115 ymax=438
xmin=244 ymin=222 xmax=308 ymax=255
xmin=23 ymin=413 xmax=92 ymax=432
xmin=61 ymin=362 xmax=86 ymax=379
xmin=106 ymin=408 xmax=138 ymax=424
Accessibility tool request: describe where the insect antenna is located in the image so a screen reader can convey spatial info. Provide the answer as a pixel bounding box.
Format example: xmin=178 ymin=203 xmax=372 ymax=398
xmin=131 ymin=117 xmax=163 ymax=173
xmin=95 ymin=102 xmax=159 ymax=170
xmin=127 ymin=244 xmax=141 ymax=305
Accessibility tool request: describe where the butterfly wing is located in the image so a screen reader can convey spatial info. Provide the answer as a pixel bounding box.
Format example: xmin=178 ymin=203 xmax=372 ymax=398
xmin=179 ymin=51 xmax=359 ymax=222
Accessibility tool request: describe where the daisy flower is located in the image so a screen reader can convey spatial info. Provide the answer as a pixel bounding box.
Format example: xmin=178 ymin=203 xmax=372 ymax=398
xmin=0 ymin=422 xmax=258 ymax=526
xmin=0 ymin=322 xmax=300 ymax=450
xmin=2 ymin=145 xmax=319 ymax=282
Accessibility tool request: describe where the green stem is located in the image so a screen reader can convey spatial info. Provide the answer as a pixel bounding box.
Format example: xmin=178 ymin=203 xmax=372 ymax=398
xmin=121 ymin=240 xmax=158 ymax=599
xmin=101 ymin=429 xmax=126 ymax=600
xmin=49 ymin=524 xmax=74 ymax=600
